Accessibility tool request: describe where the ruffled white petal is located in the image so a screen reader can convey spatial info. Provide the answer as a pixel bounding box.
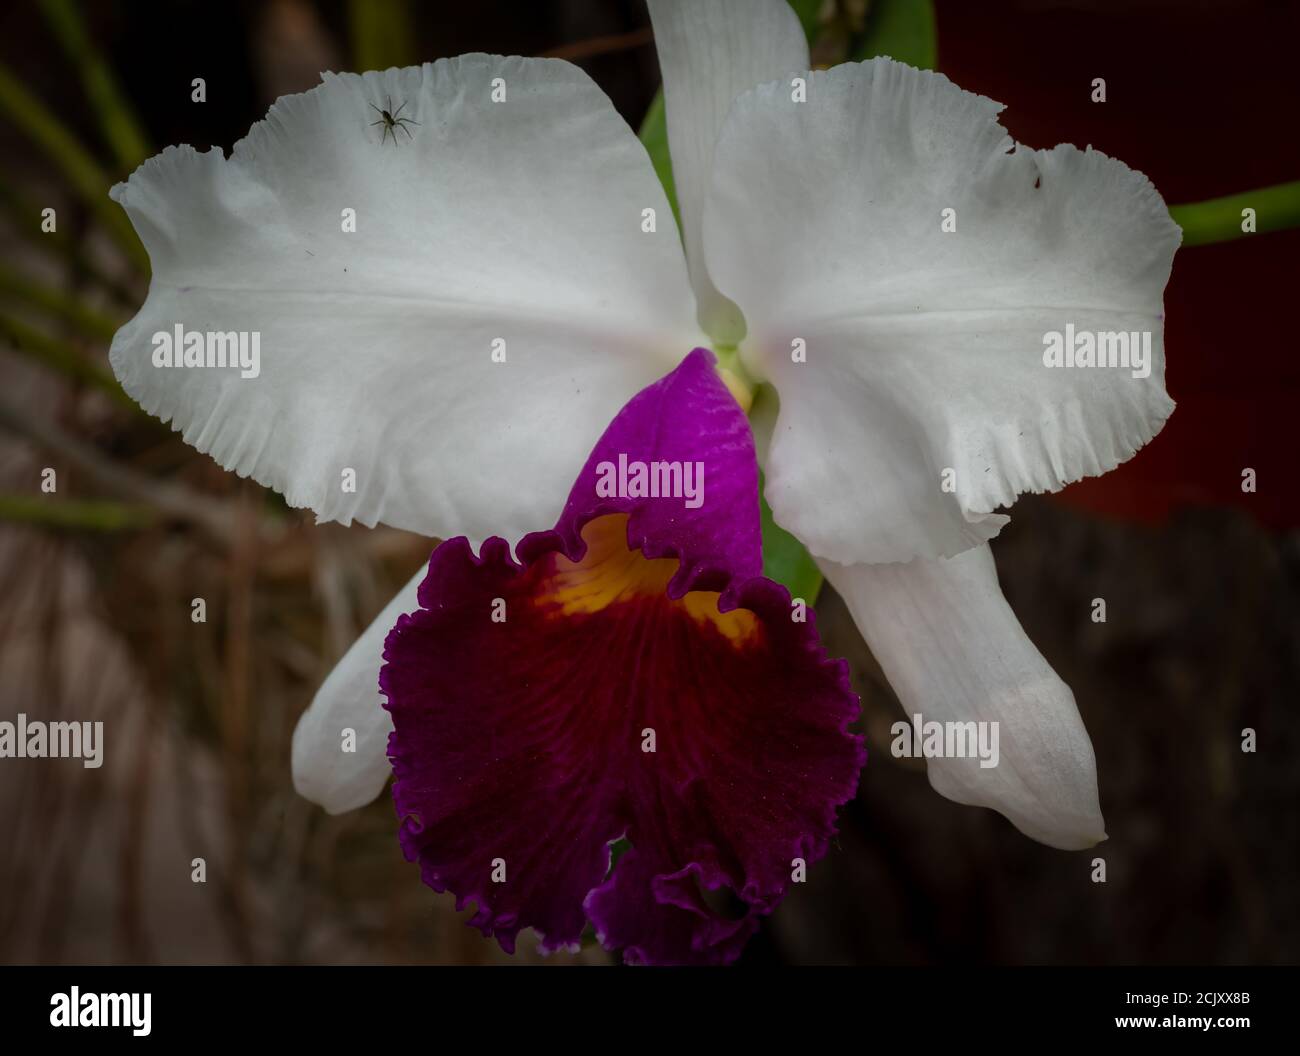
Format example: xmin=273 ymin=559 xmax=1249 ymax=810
xmin=824 ymin=546 xmax=1105 ymax=850
xmin=291 ymin=570 xmax=422 ymax=813
xmin=646 ymin=0 xmax=809 ymax=345
xmin=110 ymin=56 xmax=698 ymax=545
xmin=704 ymin=58 xmax=1180 ymax=565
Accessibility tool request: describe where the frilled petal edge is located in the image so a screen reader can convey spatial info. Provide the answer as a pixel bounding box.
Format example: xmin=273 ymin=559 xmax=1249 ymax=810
xmin=110 ymin=55 xmax=697 ymax=545
xmin=704 ymin=58 xmax=1180 ymax=565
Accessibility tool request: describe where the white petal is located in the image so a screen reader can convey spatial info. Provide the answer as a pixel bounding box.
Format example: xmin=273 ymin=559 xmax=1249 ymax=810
xmin=823 ymin=545 xmax=1105 ymax=850
xmin=704 ymin=59 xmax=1180 ymax=565
xmin=110 ymin=56 xmax=698 ymax=545
xmin=291 ymin=569 xmax=422 ymax=813
xmin=647 ymin=0 xmax=808 ymax=345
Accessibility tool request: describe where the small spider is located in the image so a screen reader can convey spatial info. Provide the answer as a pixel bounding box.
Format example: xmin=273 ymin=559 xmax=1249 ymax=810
xmin=369 ymin=95 xmax=419 ymax=145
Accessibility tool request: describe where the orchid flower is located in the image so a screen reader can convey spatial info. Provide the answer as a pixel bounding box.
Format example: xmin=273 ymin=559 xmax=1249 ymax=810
xmin=106 ymin=0 xmax=1179 ymax=953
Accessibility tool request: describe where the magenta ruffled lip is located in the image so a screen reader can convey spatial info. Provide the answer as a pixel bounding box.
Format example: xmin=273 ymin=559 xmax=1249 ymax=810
xmin=380 ymin=348 xmax=865 ymax=964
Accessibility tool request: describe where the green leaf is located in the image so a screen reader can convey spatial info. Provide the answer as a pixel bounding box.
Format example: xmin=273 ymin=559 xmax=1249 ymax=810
xmin=760 ymin=471 xmax=824 ymax=605
xmin=747 ymin=383 xmax=824 ymax=604
xmin=787 ymin=0 xmax=826 ymax=41
xmin=854 ymin=0 xmax=938 ymax=69
xmin=38 ymin=0 xmax=151 ymax=173
xmin=1170 ymin=180 xmax=1300 ymax=247
xmin=637 ymin=89 xmax=681 ymax=231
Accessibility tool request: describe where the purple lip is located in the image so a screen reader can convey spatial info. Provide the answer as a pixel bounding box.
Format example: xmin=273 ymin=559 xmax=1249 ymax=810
xmin=380 ymin=348 xmax=864 ymax=964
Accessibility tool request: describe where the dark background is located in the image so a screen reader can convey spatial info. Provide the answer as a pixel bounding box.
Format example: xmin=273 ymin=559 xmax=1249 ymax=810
xmin=0 ymin=0 xmax=1296 ymax=965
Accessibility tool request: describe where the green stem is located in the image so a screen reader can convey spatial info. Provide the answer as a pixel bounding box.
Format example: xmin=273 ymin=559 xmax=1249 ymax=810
xmin=0 ymin=311 xmax=133 ymax=408
xmin=0 ymin=61 xmax=148 ymax=272
xmin=0 ymin=264 xmax=123 ymax=342
xmin=1171 ymin=180 xmax=1300 ymax=247
xmin=0 ymin=493 xmax=155 ymax=531
xmin=37 ymin=0 xmax=151 ymax=172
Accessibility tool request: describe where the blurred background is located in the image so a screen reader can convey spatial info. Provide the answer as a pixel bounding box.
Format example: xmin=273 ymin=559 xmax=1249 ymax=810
xmin=0 ymin=0 xmax=1296 ymax=966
